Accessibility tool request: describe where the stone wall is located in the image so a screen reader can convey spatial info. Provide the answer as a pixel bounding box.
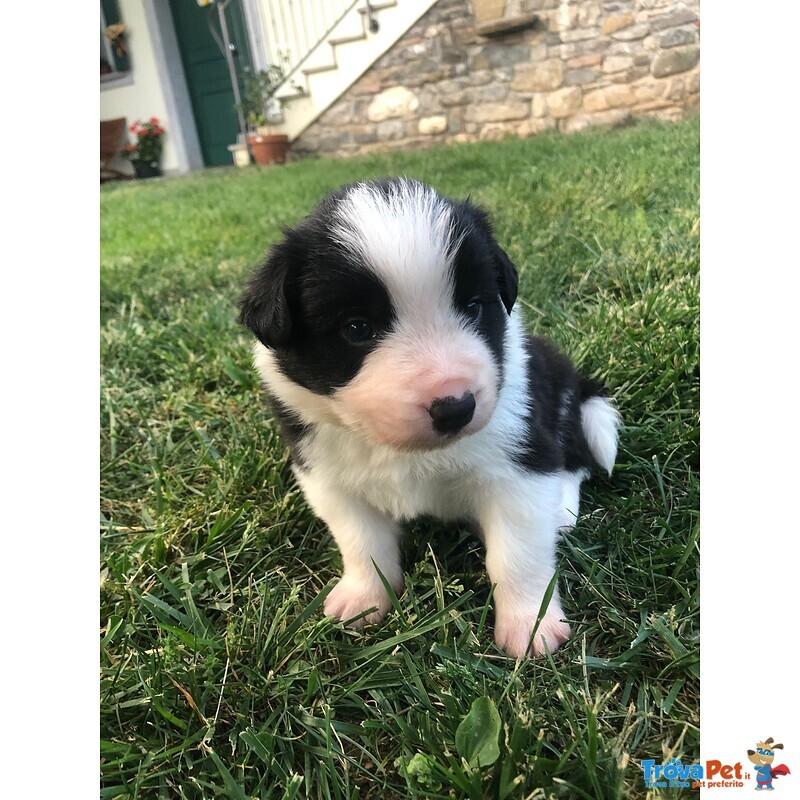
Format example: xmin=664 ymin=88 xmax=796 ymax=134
xmin=291 ymin=0 xmax=699 ymax=158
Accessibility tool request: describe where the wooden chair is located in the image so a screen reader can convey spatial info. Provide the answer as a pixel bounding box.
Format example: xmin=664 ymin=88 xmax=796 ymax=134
xmin=100 ymin=118 xmax=132 ymax=182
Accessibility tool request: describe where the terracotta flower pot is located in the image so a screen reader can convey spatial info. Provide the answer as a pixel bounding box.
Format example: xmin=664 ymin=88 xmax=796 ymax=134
xmin=247 ymin=134 xmax=290 ymax=166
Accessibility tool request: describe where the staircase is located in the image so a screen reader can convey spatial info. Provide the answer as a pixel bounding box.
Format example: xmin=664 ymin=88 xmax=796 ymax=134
xmin=254 ymin=0 xmax=441 ymax=141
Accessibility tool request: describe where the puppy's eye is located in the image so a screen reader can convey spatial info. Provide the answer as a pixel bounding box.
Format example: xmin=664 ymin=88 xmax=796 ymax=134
xmin=342 ymin=319 xmax=376 ymax=343
xmin=465 ymin=298 xmax=483 ymax=325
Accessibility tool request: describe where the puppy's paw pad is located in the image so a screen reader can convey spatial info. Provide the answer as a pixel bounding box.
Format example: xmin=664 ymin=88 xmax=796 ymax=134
xmin=324 ymin=578 xmax=390 ymax=627
xmin=495 ymin=612 xmax=571 ymax=658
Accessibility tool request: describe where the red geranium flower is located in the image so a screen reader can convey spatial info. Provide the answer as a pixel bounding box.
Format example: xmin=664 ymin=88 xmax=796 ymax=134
xmin=121 ymin=117 xmax=166 ymax=162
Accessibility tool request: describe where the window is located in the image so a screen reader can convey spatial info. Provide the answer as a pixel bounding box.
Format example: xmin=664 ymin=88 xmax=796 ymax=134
xmin=101 ymin=0 xmax=130 ymax=82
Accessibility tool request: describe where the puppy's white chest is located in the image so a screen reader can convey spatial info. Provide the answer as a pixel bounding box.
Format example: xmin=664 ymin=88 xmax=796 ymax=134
xmin=302 ymin=427 xmax=478 ymax=522
xmin=363 ymin=469 xmax=467 ymax=522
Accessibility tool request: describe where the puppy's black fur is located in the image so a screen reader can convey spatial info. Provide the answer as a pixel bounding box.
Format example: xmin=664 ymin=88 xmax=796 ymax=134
xmin=239 ymin=178 xmax=609 ymax=478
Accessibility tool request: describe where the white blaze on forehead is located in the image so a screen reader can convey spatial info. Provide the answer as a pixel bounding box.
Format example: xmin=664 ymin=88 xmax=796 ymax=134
xmin=325 ymin=181 xmax=498 ymax=449
xmin=331 ymin=181 xmax=464 ymax=324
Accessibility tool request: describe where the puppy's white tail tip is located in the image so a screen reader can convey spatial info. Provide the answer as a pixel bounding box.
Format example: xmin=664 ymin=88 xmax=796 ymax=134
xmin=580 ymin=396 xmax=620 ymax=476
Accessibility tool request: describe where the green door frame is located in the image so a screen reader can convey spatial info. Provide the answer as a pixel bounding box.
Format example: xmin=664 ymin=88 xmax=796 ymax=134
xmin=142 ymin=0 xmax=204 ymax=173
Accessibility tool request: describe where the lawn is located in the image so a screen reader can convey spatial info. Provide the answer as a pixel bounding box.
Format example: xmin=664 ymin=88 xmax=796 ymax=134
xmin=100 ymin=117 xmax=699 ymax=799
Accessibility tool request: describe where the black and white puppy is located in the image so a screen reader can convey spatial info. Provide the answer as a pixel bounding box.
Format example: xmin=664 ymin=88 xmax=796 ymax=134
xmin=239 ymin=178 xmax=619 ymax=657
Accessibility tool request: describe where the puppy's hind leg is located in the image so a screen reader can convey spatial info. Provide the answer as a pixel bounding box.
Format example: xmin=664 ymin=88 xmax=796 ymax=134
xmin=296 ymin=470 xmax=403 ymax=627
xmin=559 ymin=468 xmax=589 ymax=530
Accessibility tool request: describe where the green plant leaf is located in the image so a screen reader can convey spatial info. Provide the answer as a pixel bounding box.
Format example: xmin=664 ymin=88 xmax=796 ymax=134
xmin=455 ymin=696 xmax=501 ymax=769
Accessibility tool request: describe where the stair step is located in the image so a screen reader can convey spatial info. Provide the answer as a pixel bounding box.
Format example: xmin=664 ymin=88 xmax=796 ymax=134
xmin=302 ymin=62 xmax=338 ymax=76
xmin=328 ymin=31 xmax=367 ymax=46
xmin=328 ymin=9 xmax=366 ymax=45
xmin=275 ymin=82 xmax=307 ymax=101
xmin=357 ymin=0 xmax=399 ymax=13
xmin=300 ymin=41 xmax=337 ymax=74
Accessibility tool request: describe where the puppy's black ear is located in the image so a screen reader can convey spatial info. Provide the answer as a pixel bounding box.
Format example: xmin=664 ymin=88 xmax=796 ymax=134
xmin=457 ymin=198 xmax=519 ymax=315
xmin=494 ymin=243 xmax=519 ymax=315
xmin=238 ymin=236 xmax=301 ymax=349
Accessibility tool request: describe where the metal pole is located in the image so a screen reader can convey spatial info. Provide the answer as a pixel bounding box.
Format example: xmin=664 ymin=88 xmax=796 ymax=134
xmin=217 ymin=0 xmax=253 ymax=162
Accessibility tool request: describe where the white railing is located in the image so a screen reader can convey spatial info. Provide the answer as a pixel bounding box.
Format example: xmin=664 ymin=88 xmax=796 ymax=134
xmin=256 ymin=0 xmax=355 ymax=75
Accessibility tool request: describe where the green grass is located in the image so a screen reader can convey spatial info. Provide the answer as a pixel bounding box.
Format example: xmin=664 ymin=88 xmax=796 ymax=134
xmin=101 ymin=118 xmax=699 ymax=799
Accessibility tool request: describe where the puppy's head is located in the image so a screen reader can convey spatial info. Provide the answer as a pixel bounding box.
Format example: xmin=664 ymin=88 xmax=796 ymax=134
xmin=239 ymin=178 xmax=518 ymax=450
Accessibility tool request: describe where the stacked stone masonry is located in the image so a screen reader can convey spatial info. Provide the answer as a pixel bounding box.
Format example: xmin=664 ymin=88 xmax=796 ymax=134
xmin=291 ymin=0 xmax=699 ymax=158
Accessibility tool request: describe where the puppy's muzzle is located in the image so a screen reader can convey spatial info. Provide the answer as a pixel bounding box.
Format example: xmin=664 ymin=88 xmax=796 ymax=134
xmin=428 ymin=392 xmax=476 ymax=435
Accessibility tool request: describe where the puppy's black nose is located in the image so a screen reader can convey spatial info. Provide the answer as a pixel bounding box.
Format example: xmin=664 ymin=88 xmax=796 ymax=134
xmin=428 ymin=392 xmax=475 ymax=435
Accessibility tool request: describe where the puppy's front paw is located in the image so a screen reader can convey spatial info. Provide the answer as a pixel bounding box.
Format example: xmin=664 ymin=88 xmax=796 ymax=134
xmin=324 ymin=577 xmax=391 ymax=627
xmin=495 ymin=610 xmax=571 ymax=658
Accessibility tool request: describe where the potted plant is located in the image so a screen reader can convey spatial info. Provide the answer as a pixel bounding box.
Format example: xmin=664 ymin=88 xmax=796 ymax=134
xmin=238 ymin=66 xmax=292 ymax=166
xmin=123 ymin=118 xmax=166 ymax=179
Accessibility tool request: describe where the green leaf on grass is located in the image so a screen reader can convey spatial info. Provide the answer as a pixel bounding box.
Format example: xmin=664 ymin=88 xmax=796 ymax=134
xmin=455 ymin=696 xmax=501 ymax=768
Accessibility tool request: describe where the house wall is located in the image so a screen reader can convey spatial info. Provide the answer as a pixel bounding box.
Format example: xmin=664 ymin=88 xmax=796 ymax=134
xmin=290 ymin=0 xmax=700 ymax=158
xmin=100 ymin=0 xmax=182 ymax=175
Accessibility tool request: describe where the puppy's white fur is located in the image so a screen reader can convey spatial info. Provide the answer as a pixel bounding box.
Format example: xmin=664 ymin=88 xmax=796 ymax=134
xmin=246 ymin=180 xmax=619 ymax=658
xmin=254 ymin=311 xmax=616 ymax=656
xmin=581 ymin=396 xmax=620 ymax=476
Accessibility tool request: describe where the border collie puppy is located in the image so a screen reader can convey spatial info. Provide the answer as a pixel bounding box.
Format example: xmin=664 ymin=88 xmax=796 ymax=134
xmin=239 ymin=178 xmax=619 ymax=657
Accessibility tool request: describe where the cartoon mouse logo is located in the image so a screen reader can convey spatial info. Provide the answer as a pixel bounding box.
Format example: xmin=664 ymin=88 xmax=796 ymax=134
xmin=747 ymin=738 xmax=791 ymax=791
